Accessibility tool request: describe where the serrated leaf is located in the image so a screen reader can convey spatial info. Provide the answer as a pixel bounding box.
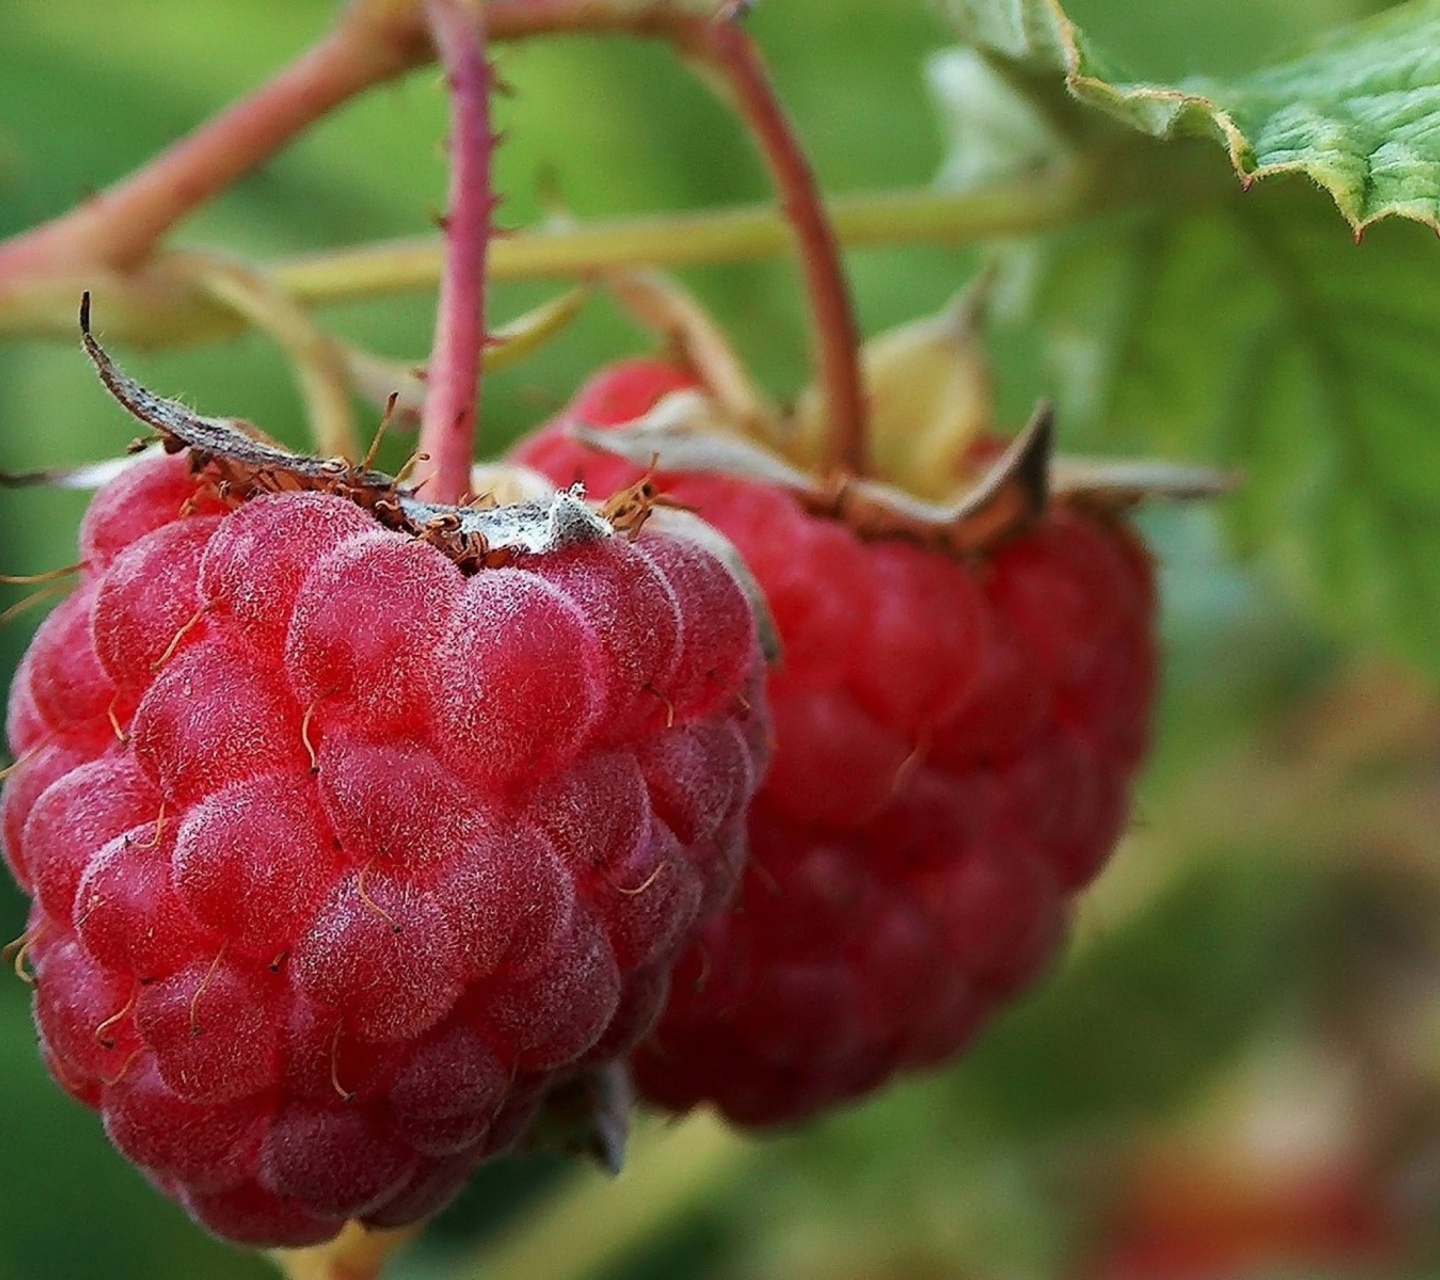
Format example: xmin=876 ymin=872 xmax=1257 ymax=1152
xmin=934 ymin=1 xmax=1440 ymax=677
xmin=941 ymin=0 xmax=1440 ymax=231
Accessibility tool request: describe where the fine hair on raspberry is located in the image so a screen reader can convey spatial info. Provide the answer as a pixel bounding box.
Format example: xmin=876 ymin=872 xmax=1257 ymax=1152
xmin=2 ymin=450 xmax=771 ymax=1246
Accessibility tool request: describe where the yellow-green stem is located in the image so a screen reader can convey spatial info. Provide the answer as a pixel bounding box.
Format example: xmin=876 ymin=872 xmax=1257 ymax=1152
xmin=460 ymin=1113 xmax=752 ymax=1280
xmin=274 ymin=172 xmax=1090 ymax=305
xmin=0 ymin=177 xmax=1095 ymax=351
xmin=273 ymin=1222 xmax=419 ymax=1280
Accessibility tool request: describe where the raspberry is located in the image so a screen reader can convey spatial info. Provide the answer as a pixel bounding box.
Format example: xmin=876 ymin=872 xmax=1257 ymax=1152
xmin=3 ymin=450 xmax=769 ymax=1246
xmin=515 ymin=359 xmax=1157 ymax=1125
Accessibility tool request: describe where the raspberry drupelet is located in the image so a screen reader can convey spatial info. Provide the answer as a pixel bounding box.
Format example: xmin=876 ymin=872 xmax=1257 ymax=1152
xmin=2 ymin=449 xmax=770 ymax=1246
xmin=516 ymin=359 xmax=1157 ymax=1125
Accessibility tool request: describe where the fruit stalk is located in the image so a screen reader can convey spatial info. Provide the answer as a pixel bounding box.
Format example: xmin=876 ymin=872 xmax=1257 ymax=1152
xmin=273 ymin=1223 xmax=418 ymax=1280
xmin=677 ymin=16 xmax=869 ymax=477
xmin=458 ymin=1114 xmax=752 ymax=1280
xmin=0 ymin=2 xmax=435 ymax=278
xmin=417 ymin=0 xmax=495 ymax=506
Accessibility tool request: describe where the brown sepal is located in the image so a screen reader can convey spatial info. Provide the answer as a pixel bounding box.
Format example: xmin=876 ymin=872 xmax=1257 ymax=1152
xmin=571 ymin=391 xmax=1232 ymax=558
xmin=77 ymin=293 xmax=612 ymax=570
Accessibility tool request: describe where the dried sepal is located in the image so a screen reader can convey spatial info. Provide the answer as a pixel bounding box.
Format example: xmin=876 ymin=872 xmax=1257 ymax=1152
xmin=1050 ymin=456 xmax=1240 ymax=506
xmin=568 ymin=388 xmax=1047 ymax=553
xmin=569 ymin=389 xmax=1229 ymax=557
xmin=401 ymin=486 xmax=609 ymax=560
xmin=519 ymin=1063 xmax=635 ymax=1175
xmin=0 ymin=452 xmax=155 ymax=491
xmin=830 ymin=403 xmax=1051 ymax=554
xmin=78 ymin=294 xmax=612 ymax=567
xmin=82 ymin=293 xmax=381 ymax=482
xmin=572 ymin=390 xmax=813 ymax=491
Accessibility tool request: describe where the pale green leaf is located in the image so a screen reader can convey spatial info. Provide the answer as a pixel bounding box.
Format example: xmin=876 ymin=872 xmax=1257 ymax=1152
xmin=934 ymin=1 xmax=1440 ymax=675
xmin=943 ymin=0 xmax=1440 ymax=231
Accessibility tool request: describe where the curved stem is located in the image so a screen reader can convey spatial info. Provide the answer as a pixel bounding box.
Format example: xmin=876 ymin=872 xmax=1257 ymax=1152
xmin=676 ymin=17 xmax=868 ymax=477
xmin=0 ymin=2 xmax=433 ymax=278
xmin=416 ymin=0 xmax=494 ymax=506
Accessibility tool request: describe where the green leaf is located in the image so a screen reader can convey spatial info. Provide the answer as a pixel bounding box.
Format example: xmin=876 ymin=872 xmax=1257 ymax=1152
xmin=941 ymin=0 xmax=1440 ymax=232
xmin=933 ymin=1 xmax=1440 ymax=676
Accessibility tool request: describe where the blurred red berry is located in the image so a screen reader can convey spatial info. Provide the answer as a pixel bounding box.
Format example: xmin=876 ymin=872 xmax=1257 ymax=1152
xmin=516 ymin=359 xmax=1157 ymax=1125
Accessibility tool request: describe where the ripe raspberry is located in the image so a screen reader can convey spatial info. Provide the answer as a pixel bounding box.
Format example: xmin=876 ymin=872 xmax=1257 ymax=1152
xmin=515 ymin=359 xmax=1157 ymax=1125
xmin=3 ymin=450 xmax=769 ymax=1246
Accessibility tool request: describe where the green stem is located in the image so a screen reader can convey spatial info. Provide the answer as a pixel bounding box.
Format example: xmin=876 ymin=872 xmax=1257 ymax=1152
xmin=273 ymin=172 xmax=1091 ymax=305
xmin=458 ymin=1113 xmax=753 ymax=1280
xmin=0 ymin=177 xmax=1094 ymax=350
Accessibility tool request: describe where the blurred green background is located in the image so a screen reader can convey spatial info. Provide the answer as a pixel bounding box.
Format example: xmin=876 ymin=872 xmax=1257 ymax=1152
xmin=2 ymin=1 xmax=1437 ymax=1277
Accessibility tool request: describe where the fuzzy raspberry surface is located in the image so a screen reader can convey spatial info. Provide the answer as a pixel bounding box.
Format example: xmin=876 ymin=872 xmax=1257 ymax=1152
xmin=516 ymin=360 xmax=1157 ymax=1125
xmin=2 ymin=452 xmax=769 ymax=1245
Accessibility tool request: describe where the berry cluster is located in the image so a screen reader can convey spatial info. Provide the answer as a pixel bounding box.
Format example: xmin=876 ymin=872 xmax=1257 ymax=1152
xmin=517 ymin=360 xmax=1156 ymax=1124
xmin=2 ymin=451 xmax=769 ymax=1245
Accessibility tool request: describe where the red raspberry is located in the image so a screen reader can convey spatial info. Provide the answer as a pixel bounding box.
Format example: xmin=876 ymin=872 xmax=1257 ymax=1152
xmin=2 ymin=451 xmax=769 ymax=1245
xmin=515 ymin=359 xmax=1157 ymax=1125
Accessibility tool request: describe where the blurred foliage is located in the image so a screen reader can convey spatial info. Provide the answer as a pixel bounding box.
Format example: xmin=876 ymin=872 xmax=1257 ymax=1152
xmin=936 ymin=0 xmax=1440 ymax=684
xmin=2 ymin=0 xmax=1440 ymax=1278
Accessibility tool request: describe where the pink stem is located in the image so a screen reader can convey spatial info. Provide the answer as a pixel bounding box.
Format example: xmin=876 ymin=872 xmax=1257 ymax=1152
xmin=485 ymin=0 xmax=677 ymax=38
xmin=416 ymin=0 xmax=493 ymax=507
xmin=679 ymin=18 xmax=868 ymax=477
xmin=0 ymin=9 xmax=432 ymax=277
